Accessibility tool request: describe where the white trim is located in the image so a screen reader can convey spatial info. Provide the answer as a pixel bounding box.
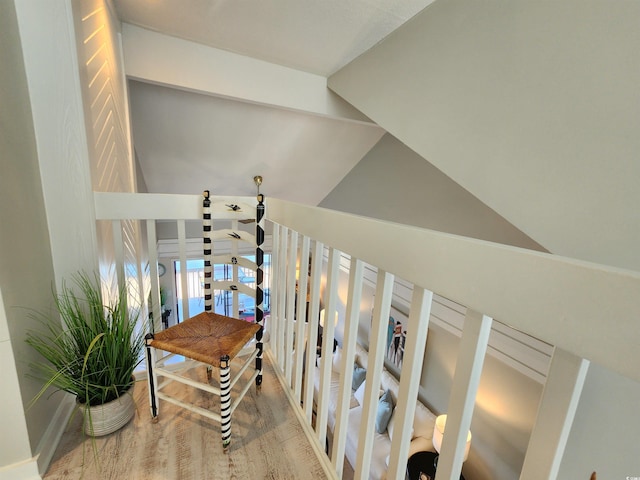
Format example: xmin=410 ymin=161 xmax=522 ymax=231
xmin=0 ymin=459 xmax=40 ymax=480
xmin=283 ymin=231 xmax=298 ymax=386
xmin=520 ymin=349 xmax=590 ymax=480
xmin=177 ymin=220 xmax=189 ymax=321
xmin=121 ymin=24 xmax=374 ymax=125
xmin=331 ymin=257 xmax=364 ymax=477
xmin=34 ymin=395 xmax=75 ymax=476
xmin=355 ymin=269 xmax=394 ymax=479
xmin=293 ymin=235 xmax=310 ymax=399
xmin=316 ymin=247 xmax=340 ymax=449
xmin=386 ymin=287 xmax=433 ymax=480
xmin=94 ymin=193 xmax=265 ymax=222
xmin=157 ymin=237 xmax=273 ymax=258
xmin=436 ymin=311 xmax=493 ymax=480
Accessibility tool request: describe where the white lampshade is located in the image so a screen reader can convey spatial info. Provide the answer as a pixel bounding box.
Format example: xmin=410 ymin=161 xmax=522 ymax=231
xmin=319 ymin=309 xmax=338 ymax=328
xmin=432 ymin=414 xmax=472 ymax=461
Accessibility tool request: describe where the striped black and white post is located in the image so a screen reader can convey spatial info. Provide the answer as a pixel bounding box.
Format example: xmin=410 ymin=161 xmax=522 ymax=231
xmin=144 ymin=333 xmax=159 ymax=421
xmin=255 ymin=192 xmax=265 ymax=387
xmin=203 ymin=190 xmax=213 ymax=312
xmin=219 ymin=354 xmax=231 ymax=448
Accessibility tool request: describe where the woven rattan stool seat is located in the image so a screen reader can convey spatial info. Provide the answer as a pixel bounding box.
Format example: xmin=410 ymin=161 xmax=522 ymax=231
xmin=150 ymin=312 xmax=260 ymax=367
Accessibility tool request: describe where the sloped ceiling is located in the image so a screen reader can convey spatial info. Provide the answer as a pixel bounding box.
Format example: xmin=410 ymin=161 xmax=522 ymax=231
xmin=114 ymin=0 xmax=434 ymax=204
xmin=117 ymin=0 xmax=624 ymax=262
xmin=113 ymin=0 xmax=435 ymax=76
xmin=128 ymin=80 xmax=385 ymax=203
xmin=328 ymin=0 xmax=640 ymax=271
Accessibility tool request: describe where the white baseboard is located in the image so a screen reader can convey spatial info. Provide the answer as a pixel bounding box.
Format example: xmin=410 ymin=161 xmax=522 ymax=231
xmin=0 ymin=394 xmax=74 ymax=480
xmin=0 ymin=457 xmax=40 ymax=480
xmin=35 ymin=394 xmax=76 ymax=475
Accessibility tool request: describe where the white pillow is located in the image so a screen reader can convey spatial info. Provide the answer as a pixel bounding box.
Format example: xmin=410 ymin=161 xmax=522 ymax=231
xmin=354 ymin=343 xmax=369 ymax=370
xmin=332 ymin=346 xmax=342 ymax=373
xmin=387 ymin=409 xmax=414 ymax=442
xmin=413 ymin=402 xmax=436 ymax=440
xmin=353 ymin=380 xmax=386 ymax=407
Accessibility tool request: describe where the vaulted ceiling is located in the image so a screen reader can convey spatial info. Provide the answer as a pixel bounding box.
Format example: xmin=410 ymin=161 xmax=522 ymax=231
xmin=114 ymin=0 xmax=435 ymax=202
xmin=114 ymin=0 xmax=639 ymax=271
xmin=114 ymin=0 xmax=436 ymax=77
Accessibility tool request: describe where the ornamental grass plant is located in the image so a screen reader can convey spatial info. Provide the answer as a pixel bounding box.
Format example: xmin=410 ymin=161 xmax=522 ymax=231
xmin=26 ymin=272 xmax=145 ymax=409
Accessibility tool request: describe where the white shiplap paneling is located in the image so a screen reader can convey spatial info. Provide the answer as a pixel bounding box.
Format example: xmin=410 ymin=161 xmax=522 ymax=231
xmin=75 ymin=0 xmax=144 ymax=304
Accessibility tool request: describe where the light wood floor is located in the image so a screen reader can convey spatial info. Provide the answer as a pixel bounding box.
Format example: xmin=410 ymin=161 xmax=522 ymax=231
xmin=44 ymin=353 xmax=329 ymax=479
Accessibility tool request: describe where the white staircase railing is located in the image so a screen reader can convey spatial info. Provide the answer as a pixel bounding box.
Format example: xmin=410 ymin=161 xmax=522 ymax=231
xmin=94 ymin=192 xmax=640 ymax=480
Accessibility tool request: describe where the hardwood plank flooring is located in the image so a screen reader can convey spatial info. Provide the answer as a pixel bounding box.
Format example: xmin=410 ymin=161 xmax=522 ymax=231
xmin=44 ymin=353 xmax=329 ymax=479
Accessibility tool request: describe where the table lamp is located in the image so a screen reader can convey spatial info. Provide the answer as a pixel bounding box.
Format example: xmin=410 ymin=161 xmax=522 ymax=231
xmin=432 ymin=414 xmax=472 ymax=466
xmin=319 ymin=309 xmax=338 ymax=328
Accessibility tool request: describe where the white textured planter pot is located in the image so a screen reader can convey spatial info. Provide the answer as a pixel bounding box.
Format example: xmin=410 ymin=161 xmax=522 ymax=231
xmin=79 ymin=386 xmax=135 ymax=437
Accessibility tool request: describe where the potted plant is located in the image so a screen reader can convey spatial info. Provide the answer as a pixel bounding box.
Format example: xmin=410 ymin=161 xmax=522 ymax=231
xmin=26 ymin=272 xmax=145 ymax=436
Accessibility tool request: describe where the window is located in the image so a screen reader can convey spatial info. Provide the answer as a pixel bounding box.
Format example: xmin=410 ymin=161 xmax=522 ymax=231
xmin=174 ymin=255 xmax=270 ymax=322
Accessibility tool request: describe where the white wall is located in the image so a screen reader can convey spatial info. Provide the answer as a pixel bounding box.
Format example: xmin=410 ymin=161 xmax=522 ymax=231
xmin=321 ymin=133 xmax=545 ymax=251
xmin=0 ymin=1 xmax=64 ymax=474
xmin=329 ymin=0 xmax=640 ymax=273
xmin=16 ymin=0 xmax=99 ymax=285
xmin=558 ymin=365 xmax=640 ymax=479
xmin=0 ymin=291 xmax=35 ymax=478
xmin=71 ymin=0 xmax=144 ymax=303
xmin=2 ymin=0 xmax=140 ymax=476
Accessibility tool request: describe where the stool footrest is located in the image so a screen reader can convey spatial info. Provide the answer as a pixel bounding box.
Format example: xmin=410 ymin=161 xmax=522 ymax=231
xmin=157 ymin=392 xmax=222 ymax=423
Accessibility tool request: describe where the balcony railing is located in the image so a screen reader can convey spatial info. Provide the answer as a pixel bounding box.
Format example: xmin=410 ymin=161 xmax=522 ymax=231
xmin=94 ymin=192 xmax=640 ymax=480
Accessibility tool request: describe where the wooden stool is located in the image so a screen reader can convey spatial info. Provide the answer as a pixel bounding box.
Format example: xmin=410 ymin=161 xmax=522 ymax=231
xmin=145 ymin=311 xmax=261 ymax=448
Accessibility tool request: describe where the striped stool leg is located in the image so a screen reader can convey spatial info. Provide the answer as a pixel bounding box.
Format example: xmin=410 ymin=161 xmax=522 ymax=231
xmin=144 ymin=334 xmax=159 ymax=422
xmin=203 ymin=191 xmax=214 ymax=380
xmin=220 ymin=355 xmax=231 ymax=449
xmin=255 ymin=193 xmax=265 ymax=387
xmin=203 ymin=190 xmax=213 ymax=312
